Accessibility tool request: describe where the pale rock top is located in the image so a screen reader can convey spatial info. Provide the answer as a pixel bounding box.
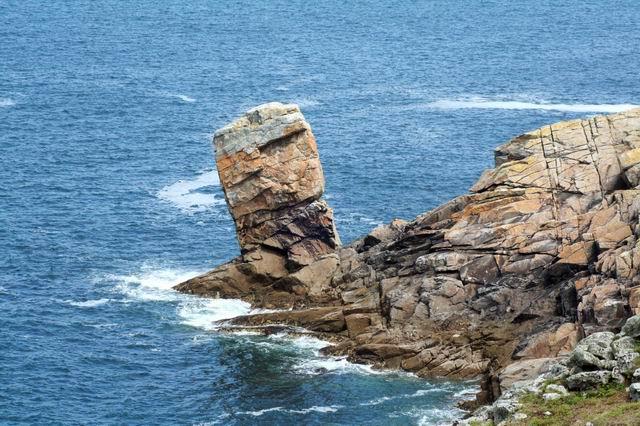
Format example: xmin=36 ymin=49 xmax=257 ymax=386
xmin=214 ymin=102 xmax=307 ymax=157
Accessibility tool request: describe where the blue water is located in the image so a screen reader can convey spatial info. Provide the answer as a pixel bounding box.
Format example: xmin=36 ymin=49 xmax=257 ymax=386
xmin=2 ymin=1 xmax=639 ymax=424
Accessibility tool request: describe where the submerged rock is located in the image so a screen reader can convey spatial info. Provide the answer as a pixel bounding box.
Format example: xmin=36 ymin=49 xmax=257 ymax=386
xmin=176 ymin=106 xmax=640 ymax=392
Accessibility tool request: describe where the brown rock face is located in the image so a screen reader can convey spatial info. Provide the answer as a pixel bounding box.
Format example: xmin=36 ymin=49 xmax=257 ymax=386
xmin=175 ymin=102 xmax=340 ymax=307
xmin=215 ymin=102 xmax=340 ymax=267
xmin=176 ymin=107 xmax=640 ymax=395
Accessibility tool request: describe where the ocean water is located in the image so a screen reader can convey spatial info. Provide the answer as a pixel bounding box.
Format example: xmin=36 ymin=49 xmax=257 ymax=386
xmin=1 ymin=0 xmax=639 ymax=424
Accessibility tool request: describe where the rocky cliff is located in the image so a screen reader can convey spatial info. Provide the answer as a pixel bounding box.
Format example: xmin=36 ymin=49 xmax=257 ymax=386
xmin=175 ymin=103 xmax=640 ymax=403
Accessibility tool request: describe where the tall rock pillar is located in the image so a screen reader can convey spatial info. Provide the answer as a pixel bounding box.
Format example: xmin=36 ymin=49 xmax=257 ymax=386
xmin=214 ymin=102 xmax=340 ymax=270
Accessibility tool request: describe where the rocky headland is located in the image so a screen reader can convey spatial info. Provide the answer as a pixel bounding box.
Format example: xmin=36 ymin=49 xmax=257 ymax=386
xmin=175 ymin=102 xmax=640 ymax=416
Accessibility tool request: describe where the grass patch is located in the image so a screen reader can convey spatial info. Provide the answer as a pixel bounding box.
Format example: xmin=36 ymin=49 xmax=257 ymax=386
xmin=509 ymin=383 xmax=640 ymax=426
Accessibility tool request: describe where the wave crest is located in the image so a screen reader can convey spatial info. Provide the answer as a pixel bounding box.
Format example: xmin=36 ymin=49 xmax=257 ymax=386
xmin=0 ymin=98 xmax=16 ymax=108
xmin=157 ymin=170 xmax=223 ymax=213
xmin=424 ymin=98 xmax=638 ymax=113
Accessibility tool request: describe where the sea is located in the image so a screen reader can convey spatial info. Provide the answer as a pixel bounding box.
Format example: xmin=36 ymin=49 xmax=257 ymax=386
xmin=1 ymin=1 xmax=639 ymax=424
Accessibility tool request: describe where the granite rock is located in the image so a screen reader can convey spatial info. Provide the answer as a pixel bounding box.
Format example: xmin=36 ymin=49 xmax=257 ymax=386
xmin=176 ymin=107 xmax=640 ymax=394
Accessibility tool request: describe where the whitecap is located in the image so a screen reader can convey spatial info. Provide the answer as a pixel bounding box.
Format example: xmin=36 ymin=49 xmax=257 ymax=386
xmin=291 ymin=97 xmax=321 ymax=109
xmin=66 ymin=298 xmax=111 ymax=308
xmin=240 ymin=407 xmax=285 ymax=417
xmin=360 ymin=396 xmax=394 ymax=406
xmin=0 ymin=98 xmax=16 ymax=108
xmin=237 ymin=405 xmax=342 ymax=417
xmin=110 ymin=268 xmax=200 ymax=302
xmin=171 ymin=94 xmax=196 ymax=102
xmin=106 ymin=267 xmax=253 ymax=329
xmin=359 ymin=387 xmax=445 ymax=406
xmin=157 ymin=170 xmax=224 ymax=213
xmin=453 ymin=387 xmax=480 ymax=399
xmin=414 ymin=407 xmax=467 ymax=425
xmin=288 ymin=405 xmax=342 ymax=414
xmin=424 ymin=98 xmax=638 ymax=113
xmin=178 ymin=298 xmax=252 ymax=330
xmin=293 ymin=354 xmax=386 ymax=376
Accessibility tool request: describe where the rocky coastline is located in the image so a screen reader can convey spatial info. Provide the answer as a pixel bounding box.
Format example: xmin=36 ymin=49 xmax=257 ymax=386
xmin=175 ymin=102 xmax=640 ymax=418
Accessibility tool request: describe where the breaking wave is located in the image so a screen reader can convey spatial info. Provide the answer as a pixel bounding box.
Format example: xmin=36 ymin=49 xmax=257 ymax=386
xmin=157 ymin=170 xmax=224 ymax=213
xmin=0 ymin=98 xmax=16 ymax=108
xmin=65 ymin=298 xmax=112 ymax=308
xmin=103 ymin=267 xmax=252 ymax=327
xmin=424 ymin=98 xmax=638 ymax=113
xmin=172 ymin=94 xmax=196 ymax=102
xmin=237 ymin=405 xmax=342 ymax=417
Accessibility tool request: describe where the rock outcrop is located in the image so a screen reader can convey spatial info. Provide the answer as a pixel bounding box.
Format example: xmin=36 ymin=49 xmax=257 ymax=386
xmin=461 ymin=315 xmax=640 ymax=425
xmin=176 ymin=105 xmax=640 ymax=402
xmin=175 ymin=102 xmax=340 ymax=306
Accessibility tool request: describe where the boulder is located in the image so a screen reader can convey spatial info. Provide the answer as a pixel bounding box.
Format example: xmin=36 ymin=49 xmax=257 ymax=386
xmin=574 ymin=332 xmax=615 ymax=360
xmin=630 ymin=383 xmax=640 ymax=401
xmin=622 ymin=315 xmax=640 ymax=338
xmin=499 ymin=358 xmax=557 ymax=391
xmin=565 ymin=371 xmax=612 ymax=391
xmin=617 ymin=352 xmax=640 ymax=376
xmin=545 ymin=384 xmax=568 ymax=395
xmin=568 ymin=347 xmax=614 ymax=371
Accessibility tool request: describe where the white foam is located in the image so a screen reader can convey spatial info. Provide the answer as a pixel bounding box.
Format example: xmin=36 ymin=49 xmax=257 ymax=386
xmin=293 ymin=356 xmax=384 ymax=376
xmin=67 ymin=298 xmax=111 ymax=308
xmin=108 ymin=267 xmax=252 ymax=329
xmin=111 ymin=268 xmax=199 ymax=302
xmin=453 ymin=387 xmax=479 ymax=399
xmin=292 ymin=97 xmax=321 ymax=109
xmin=360 ymin=396 xmax=394 ymax=406
xmin=414 ymin=408 xmax=467 ymax=426
xmin=425 ymin=98 xmax=638 ymax=113
xmin=0 ymin=98 xmax=15 ymax=108
xmin=359 ymin=387 xmax=445 ymax=406
xmin=241 ymin=407 xmax=284 ymax=417
xmin=157 ymin=170 xmax=223 ymax=213
xmin=171 ymin=94 xmax=196 ymax=103
xmin=178 ymin=298 xmax=251 ymax=330
xmin=238 ymin=405 xmax=342 ymax=417
xmin=289 ymin=405 xmax=341 ymax=414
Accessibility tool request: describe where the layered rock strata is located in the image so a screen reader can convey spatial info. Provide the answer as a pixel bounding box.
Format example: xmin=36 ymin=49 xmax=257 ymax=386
xmin=176 ymin=105 xmax=640 ymax=398
xmin=176 ymin=102 xmax=340 ymax=306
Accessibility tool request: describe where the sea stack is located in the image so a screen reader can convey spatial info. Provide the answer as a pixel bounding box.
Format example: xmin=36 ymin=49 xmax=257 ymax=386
xmin=214 ymin=102 xmax=340 ymax=268
xmin=175 ymin=102 xmax=341 ymax=307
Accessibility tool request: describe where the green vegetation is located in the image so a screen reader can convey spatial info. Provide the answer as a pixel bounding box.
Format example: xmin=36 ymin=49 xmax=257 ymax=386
xmin=509 ymin=383 xmax=640 ymax=426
